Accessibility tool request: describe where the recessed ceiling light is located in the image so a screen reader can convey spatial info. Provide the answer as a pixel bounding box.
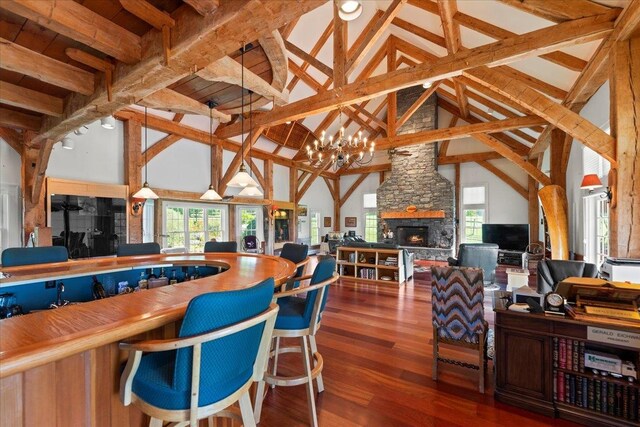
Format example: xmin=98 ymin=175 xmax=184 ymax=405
xmin=422 ymin=81 xmax=433 ymax=89
xmin=101 ymin=115 xmax=116 ymax=130
xmin=338 ymin=1 xmax=362 ymax=21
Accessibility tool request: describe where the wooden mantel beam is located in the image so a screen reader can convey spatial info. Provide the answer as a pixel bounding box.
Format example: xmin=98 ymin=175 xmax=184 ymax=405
xmin=216 ymin=10 xmax=616 ymax=137
xmin=33 ymin=0 xmax=324 ymax=145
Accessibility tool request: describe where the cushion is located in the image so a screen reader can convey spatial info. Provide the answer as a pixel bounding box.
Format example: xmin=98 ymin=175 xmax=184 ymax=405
xmin=275 ymin=297 xmax=309 ymax=330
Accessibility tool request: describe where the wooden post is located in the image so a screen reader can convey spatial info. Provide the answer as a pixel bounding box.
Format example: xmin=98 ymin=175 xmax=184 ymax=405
xmin=290 ymin=166 xmax=298 ymax=242
xmin=528 ymin=174 xmax=540 ymax=245
xmin=333 ymin=1 xmax=347 ymax=88
xmin=333 ymin=178 xmax=341 ymax=232
xmin=386 ymin=38 xmax=397 ymax=137
xmin=610 ymin=36 xmax=640 ymax=258
xmin=123 ymin=119 xmax=143 ymax=243
xmin=454 ymin=163 xmax=460 ymax=251
xmin=550 ymin=128 xmax=568 ymax=189
xmin=211 ymin=144 xmax=222 ymax=193
xmin=265 ymin=159 xmax=274 ymax=200
xmin=21 ymin=144 xmax=46 ymax=245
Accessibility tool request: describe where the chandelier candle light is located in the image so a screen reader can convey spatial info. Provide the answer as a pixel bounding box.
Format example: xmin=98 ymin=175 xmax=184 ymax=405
xmin=307 ymin=110 xmax=375 ymax=170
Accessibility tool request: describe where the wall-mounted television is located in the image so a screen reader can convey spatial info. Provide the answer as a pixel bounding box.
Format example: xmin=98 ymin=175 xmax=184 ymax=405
xmin=482 ymin=224 xmax=530 ymax=252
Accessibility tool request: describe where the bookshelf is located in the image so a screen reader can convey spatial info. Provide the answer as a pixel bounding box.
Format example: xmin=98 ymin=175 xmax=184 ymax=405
xmin=494 ymin=295 xmax=640 ymax=427
xmin=336 ymin=247 xmax=406 ymax=285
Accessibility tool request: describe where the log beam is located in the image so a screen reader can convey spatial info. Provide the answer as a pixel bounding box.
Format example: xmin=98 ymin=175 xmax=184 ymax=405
xmin=0 ymin=82 xmax=63 ymax=117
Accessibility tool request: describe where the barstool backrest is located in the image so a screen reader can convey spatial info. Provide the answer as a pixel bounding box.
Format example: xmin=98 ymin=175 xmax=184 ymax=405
xmin=279 ymin=243 xmax=308 ymax=278
xmin=304 ymin=256 xmax=336 ymax=333
xmin=204 ymin=241 xmax=238 ymax=253
xmin=116 ymin=242 xmax=161 ymax=257
xmin=1 ymin=246 xmax=69 ymax=267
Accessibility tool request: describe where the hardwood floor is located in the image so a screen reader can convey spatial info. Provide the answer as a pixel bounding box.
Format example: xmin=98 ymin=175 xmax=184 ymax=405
xmin=256 ymin=259 xmax=579 ymax=426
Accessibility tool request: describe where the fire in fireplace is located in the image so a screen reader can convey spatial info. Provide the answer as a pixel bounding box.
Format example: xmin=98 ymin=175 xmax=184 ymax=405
xmin=397 ymin=226 xmax=429 ymax=247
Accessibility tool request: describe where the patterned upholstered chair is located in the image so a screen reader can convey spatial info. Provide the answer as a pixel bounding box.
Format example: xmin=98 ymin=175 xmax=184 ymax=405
xmin=254 ymin=256 xmax=339 ymax=427
xmin=431 ymin=266 xmax=488 ymax=393
xmin=119 ymin=279 xmax=279 ymax=427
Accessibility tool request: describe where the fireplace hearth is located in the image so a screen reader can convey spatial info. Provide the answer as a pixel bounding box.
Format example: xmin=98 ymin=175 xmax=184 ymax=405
xmin=397 ymin=226 xmax=429 ymax=247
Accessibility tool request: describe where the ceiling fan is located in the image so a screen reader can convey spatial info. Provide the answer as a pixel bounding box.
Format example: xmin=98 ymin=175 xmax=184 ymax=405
xmin=387 ymin=148 xmax=412 ymax=159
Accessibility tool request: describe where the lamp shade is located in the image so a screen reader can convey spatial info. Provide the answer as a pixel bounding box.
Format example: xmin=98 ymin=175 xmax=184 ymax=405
xmin=200 ymin=185 xmax=222 ymax=200
xmin=101 ymin=115 xmax=116 ymax=129
xmin=338 ymin=1 xmax=362 ymax=21
xmin=227 ymin=165 xmax=259 ymax=188
xmin=238 ymin=185 xmax=263 ymax=197
xmin=580 ymin=174 xmax=602 ymax=190
xmin=132 ymin=182 xmax=159 ymax=199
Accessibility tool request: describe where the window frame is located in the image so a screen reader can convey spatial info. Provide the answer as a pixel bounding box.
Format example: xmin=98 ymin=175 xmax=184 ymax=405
xmin=310 ymin=211 xmax=321 ymax=246
xmin=461 ymin=183 xmax=488 ymax=244
xmin=364 ymin=210 xmax=377 ymax=243
xmin=162 ymin=201 xmax=228 ymax=252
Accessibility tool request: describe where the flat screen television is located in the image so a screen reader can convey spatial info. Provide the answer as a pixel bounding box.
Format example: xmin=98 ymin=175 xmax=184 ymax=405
xmin=482 ymin=224 xmax=529 ymax=252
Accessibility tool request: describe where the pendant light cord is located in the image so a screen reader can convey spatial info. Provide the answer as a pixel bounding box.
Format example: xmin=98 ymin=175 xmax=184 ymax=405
xmin=249 ymin=91 xmax=253 ymax=177
xmin=144 ymin=106 xmax=148 ymax=184
xmin=241 ymin=42 xmax=245 ymax=169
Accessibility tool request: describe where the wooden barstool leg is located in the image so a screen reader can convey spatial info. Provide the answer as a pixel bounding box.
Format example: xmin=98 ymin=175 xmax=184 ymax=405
xmin=149 ymin=417 xmax=163 ymax=427
xmin=308 ymin=335 xmax=324 ymax=392
xmin=301 ymin=335 xmax=318 ymax=427
xmin=253 ymin=377 xmax=266 ymax=423
xmin=271 ymin=336 xmax=281 ymax=389
xmin=239 ymin=391 xmax=257 ymax=427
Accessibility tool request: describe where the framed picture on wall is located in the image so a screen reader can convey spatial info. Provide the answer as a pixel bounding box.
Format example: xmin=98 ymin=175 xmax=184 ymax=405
xmin=323 ymin=217 xmax=331 ymax=227
xmin=298 ymin=205 xmax=308 ymax=217
xmin=345 ymin=217 xmax=357 ymax=227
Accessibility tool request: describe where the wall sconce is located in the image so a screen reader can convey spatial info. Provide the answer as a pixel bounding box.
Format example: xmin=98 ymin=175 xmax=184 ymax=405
xmin=580 ymin=174 xmax=612 ymax=203
xmin=131 ymin=198 xmax=145 ymax=216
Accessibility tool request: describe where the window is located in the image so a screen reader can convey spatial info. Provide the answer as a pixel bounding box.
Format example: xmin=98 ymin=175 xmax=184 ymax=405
xmin=142 ymin=199 xmax=154 ymax=243
xmin=596 ymin=199 xmax=609 ymax=265
xmin=584 ymin=195 xmax=609 ymax=265
xmin=310 ymin=212 xmax=320 ymax=245
xmin=364 ymin=211 xmax=377 ymax=242
xmin=462 ymin=185 xmax=487 ymax=243
xmin=239 ymin=208 xmax=258 ymax=238
xmin=163 ymin=202 xmax=226 ymax=252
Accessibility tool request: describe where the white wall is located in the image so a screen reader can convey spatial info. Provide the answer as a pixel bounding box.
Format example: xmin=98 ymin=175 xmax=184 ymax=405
xmin=339 ymin=173 xmax=381 ymax=236
xmin=299 ymin=177 xmax=334 ymax=243
xmin=1 ymin=138 xmax=22 ymax=249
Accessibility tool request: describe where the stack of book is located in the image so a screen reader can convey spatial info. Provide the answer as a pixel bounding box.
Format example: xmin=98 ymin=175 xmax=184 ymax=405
xmin=383 ymin=257 xmax=397 ymax=267
xmin=552 ymin=337 xmax=639 ymax=422
xmin=358 ymin=268 xmax=375 ymax=280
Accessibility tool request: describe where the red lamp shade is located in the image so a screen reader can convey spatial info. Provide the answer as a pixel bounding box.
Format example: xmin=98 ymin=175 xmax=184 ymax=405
xmin=581 ymin=174 xmax=602 ymax=190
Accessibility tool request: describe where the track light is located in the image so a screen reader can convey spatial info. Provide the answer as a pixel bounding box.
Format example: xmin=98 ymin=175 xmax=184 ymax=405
xmin=338 ymin=1 xmax=362 ymax=21
xmin=101 ymin=115 xmax=116 ymax=130
xmin=422 ymin=81 xmax=433 ymax=89
xmin=73 ymin=125 xmax=89 ymax=135
xmin=62 ymin=137 xmax=74 ymax=150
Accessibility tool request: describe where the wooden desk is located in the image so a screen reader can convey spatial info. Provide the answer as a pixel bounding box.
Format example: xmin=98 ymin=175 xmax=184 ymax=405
xmin=494 ymin=294 xmax=640 ymax=427
xmin=0 ymin=253 xmax=295 ymax=427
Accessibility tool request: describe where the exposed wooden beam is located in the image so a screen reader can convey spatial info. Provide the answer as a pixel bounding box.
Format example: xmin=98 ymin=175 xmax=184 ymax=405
xmin=197 ymin=55 xmax=289 ymax=105
xmin=183 ymin=0 xmax=219 ymax=15
xmin=391 ymin=16 xmax=446 ymax=47
xmin=211 ymin=144 xmax=222 ymax=193
xmin=499 ymin=0 xmax=616 ymax=23
xmin=550 ymin=128 xmax=570 ymax=188
xmin=477 ymin=160 xmax=528 ymax=199
xmin=0 ymin=81 xmax=63 ymax=117
xmin=350 ymin=104 xmax=386 ymax=130
xmin=377 ymin=115 xmax=545 ymax=151
xmin=284 ymin=40 xmax=333 ymax=78
xmin=343 ymin=108 xmax=378 ymax=136
xmin=0 ymin=127 xmax=22 ymax=153
xmin=464 ymin=66 xmax=616 ymax=164
xmin=346 ymin=0 xmax=407 ymax=74
xmin=0 ymin=38 xmax=94 ymax=95
xmin=35 ymin=0 xmax=324 ymax=146
xmin=65 ymin=48 xmax=115 ymax=101
xmin=143 ymin=134 xmax=181 ymax=164
xmin=119 ymin=0 xmax=175 ymax=29
xmin=338 ymin=163 xmax=391 ymax=176
xmin=333 ymin=1 xmax=347 ymax=88
xmin=31 ymin=139 xmax=54 ymax=204
xmin=280 ymin=18 xmax=300 ymax=39
xmin=217 ymin=11 xmax=615 ymax=137
xmin=438 ymin=116 xmax=459 ymax=160
xmin=0 ymin=108 xmax=41 ymax=131
xmin=140 ymin=89 xmax=231 ymax=122
xmin=386 ymin=38 xmax=397 ymax=137
xmin=473 ymin=133 xmax=551 ymax=185
xmin=248 ymin=158 xmax=267 ymax=192
xmin=219 ymin=126 xmax=265 ymax=195
xmin=339 ymin=173 xmax=370 ymax=207
xmin=438 ymin=151 xmax=504 ymax=164
xmin=2 ymin=0 xmax=141 ymax=64
xmin=396 ymin=82 xmax=440 ymax=130
xmin=297 ymin=158 xmax=332 ymax=200
xmin=287 ymin=21 xmax=333 ymax=92
xmin=528 ymin=164 xmax=540 ymax=244
xmin=264 ymin=159 xmax=274 ymax=200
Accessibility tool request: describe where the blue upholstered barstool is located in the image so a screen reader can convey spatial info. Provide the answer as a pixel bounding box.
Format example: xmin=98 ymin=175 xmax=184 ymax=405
xmin=254 ymin=256 xmax=338 ymax=427
xmin=278 ymin=243 xmax=309 ymax=290
xmin=116 ymin=242 xmax=161 ymax=257
xmin=119 ymin=278 xmax=279 ymax=427
xmin=1 ymin=246 xmax=69 ymax=267
xmin=204 ymin=241 xmax=238 ymax=253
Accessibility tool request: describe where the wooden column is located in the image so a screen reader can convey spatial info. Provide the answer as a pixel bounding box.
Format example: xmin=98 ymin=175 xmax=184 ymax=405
xmin=264 ymin=159 xmax=274 ymax=200
xmin=333 ymin=1 xmax=347 ymax=88
xmin=454 ymin=163 xmax=460 ymax=251
xmin=550 ymin=128 xmax=569 ymax=190
xmin=610 ymin=36 xmax=640 ymax=258
xmin=386 ymin=38 xmax=397 ymax=137
xmin=210 ymin=144 xmax=222 ymax=193
xmin=528 ymin=174 xmax=540 ymax=245
xmin=21 ymin=144 xmax=45 ymax=245
xmin=333 ymin=178 xmax=341 ymax=232
xmin=290 ymin=166 xmax=298 ymax=242
xmin=123 ymin=119 xmax=143 ymax=243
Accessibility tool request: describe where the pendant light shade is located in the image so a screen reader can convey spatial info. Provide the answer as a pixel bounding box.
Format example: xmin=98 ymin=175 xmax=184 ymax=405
xmin=200 ymin=185 xmax=222 ymax=200
xmin=133 ymin=182 xmax=159 ymax=199
xmin=101 ymin=115 xmax=116 ymax=129
xmin=227 ymin=164 xmax=259 ymax=188
xmin=238 ymin=184 xmax=263 ymax=197
xmin=338 ymin=1 xmax=362 ymax=21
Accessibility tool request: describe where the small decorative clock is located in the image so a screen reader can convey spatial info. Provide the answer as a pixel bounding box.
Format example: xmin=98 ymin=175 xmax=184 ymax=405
xmin=544 ymin=291 xmax=565 ymax=315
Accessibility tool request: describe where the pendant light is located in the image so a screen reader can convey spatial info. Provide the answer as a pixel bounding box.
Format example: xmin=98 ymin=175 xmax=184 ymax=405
xmin=101 ymin=115 xmax=116 ymax=129
xmin=132 ymin=107 xmax=159 ymax=199
xmin=200 ymin=101 xmax=223 ymax=200
xmin=227 ymin=42 xmax=260 ymax=189
xmin=239 ymin=91 xmax=264 ymax=197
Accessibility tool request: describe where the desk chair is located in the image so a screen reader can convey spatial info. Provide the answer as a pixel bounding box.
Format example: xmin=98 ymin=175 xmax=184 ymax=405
xmin=431 ymin=266 xmax=488 ymax=393
xmin=117 ymin=242 xmax=161 ymax=257
xmin=204 ymin=241 xmax=238 ymax=253
xmin=1 ymin=246 xmax=69 ymax=267
xmin=279 ymin=243 xmax=309 ymax=291
xmin=537 ymin=259 xmax=598 ymax=294
xmin=119 ymin=279 xmax=278 ymax=427
xmin=254 ymin=256 xmax=338 ymax=427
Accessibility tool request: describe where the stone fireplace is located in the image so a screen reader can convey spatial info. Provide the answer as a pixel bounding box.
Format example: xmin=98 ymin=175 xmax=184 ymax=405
xmin=377 ymin=87 xmax=455 ymax=261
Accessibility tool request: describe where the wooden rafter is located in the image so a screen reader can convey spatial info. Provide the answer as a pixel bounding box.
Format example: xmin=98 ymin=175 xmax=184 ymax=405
xmin=439 ymin=151 xmax=504 ymax=164
xmin=30 ymin=139 xmax=54 ymax=203
xmin=285 ymin=40 xmax=333 ymax=78
xmin=396 ymin=82 xmax=441 ymax=130
xmin=338 ymin=163 xmax=391 ymax=176
xmin=464 ymin=66 xmax=616 ymax=164
xmin=248 ymin=158 xmax=267 ymax=191
xmin=65 ymin=48 xmax=115 ymax=101
xmin=297 ymin=158 xmax=333 ymax=200
xmin=0 ymin=81 xmax=63 ymax=117
xmin=35 ymin=0 xmax=325 ymax=146
xmin=346 ymin=0 xmax=407 ymax=74
xmin=477 ymin=160 xmax=528 ymax=199
xmin=2 ymin=0 xmax=141 ymax=64
xmin=333 ymin=0 xmax=347 ymax=88
xmin=183 ymin=0 xmax=219 ymax=15
xmin=0 ymin=108 xmax=41 ymax=131
xmin=119 ymin=0 xmax=175 ymax=65
xmin=140 ymin=89 xmax=231 ymax=122
xmin=499 ymin=0 xmax=616 ymax=23
xmin=0 ymin=127 xmax=22 ymax=153
xmin=438 ymin=116 xmax=459 ymax=160
xmin=287 ymin=21 xmax=333 ymax=92
xmin=340 ymin=173 xmax=370 ymax=207
xmin=217 ymin=10 xmax=616 ymax=137
xmin=218 ymin=126 xmax=265 ymax=195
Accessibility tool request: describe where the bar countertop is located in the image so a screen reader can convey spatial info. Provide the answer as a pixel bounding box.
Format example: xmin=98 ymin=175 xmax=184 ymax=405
xmin=0 ymin=253 xmax=295 ymax=378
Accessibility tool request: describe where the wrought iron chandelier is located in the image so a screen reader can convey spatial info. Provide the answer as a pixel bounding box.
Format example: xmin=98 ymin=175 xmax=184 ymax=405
xmin=306 ymin=110 xmax=375 ymax=170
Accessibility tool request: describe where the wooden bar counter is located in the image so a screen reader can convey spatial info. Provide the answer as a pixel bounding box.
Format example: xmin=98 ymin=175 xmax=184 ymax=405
xmin=0 ymin=253 xmax=295 ymax=427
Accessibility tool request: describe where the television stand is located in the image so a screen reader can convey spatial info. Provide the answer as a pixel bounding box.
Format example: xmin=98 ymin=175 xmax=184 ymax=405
xmin=498 ymin=250 xmax=524 ymax=267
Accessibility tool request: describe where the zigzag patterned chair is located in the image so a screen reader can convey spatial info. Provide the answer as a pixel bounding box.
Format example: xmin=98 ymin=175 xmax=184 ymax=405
xmin=431 ymin=266 xmax=488 ymax=393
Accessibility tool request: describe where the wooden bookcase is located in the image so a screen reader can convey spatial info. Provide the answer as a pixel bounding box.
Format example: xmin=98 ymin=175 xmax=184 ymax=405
xmin=336 ymin=247 xmax=406 ymax=285
xmin=494 ymin=294 xmax=640 ymax=427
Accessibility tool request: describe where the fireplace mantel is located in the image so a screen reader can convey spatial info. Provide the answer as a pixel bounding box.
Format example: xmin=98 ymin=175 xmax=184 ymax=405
xmin=380 ymin=210 xmax=445 ymax=219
